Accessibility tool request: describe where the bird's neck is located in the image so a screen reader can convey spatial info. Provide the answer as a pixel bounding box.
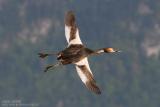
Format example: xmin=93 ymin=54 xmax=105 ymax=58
xmin=95 ymin=49 xmax=104 ymax=54
xmin=90 ymin=49 xmax=104 ymax=56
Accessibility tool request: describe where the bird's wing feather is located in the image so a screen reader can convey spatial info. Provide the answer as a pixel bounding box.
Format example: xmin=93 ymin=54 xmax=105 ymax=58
xmin=75 ymin=58 xmax=101 ymax=94
xmin=65 ymin=11 xmax=82 ymax=45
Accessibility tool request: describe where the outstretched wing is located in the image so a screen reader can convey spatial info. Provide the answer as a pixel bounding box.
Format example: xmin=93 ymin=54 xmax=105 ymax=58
xmin=65 ymin=11 xmax=82 ymax=45
xmin=75 ymin=58 xmax=101 ymax=94
xmin=65 ymin=11 xmax=100 ymax=94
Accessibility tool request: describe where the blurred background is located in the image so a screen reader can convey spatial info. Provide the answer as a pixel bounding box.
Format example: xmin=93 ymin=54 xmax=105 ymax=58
xmin=0 ymin=0 xmax=160 ymax=107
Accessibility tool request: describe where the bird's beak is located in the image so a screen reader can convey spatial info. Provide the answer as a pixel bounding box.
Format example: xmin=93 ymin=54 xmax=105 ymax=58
xmin=115 ymin=50 xmax=122 ymax=52
xmin=116 ymin=50 xmax=122 ymax=52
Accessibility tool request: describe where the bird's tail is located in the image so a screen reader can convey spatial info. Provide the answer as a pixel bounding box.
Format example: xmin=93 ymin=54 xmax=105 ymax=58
xmin=38 ymin=52 xmax=57 ymax=59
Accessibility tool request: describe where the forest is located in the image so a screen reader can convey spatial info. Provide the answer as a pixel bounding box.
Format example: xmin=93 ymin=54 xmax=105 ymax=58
xmin=0 ymin=0 xmax=160 ymax=107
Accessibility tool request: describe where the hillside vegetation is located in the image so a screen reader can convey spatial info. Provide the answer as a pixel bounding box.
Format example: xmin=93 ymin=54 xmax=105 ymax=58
xmin=0 ymin=0 xmax=160 ymax=107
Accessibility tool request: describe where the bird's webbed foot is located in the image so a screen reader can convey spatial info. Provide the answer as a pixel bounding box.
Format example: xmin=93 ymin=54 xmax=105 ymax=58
xmin=44 ymin=62 xmax=62 ymax=72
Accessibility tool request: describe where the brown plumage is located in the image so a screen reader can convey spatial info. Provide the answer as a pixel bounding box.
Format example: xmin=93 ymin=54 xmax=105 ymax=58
xmin=77 ymin=65 xmax=101 ymax=94
xmin=57 ymin=44 xmax=94 ymax=65
xmin=65 ymin=11 xmax=76 ymax=26
xmin=65 ymin=11 xmax=77 ymax=42
xmin=38 ymin=10 xmax=121 ymax=95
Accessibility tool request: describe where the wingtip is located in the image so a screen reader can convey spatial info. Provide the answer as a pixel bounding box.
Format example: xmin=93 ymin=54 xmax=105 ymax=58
xmin=96 ymin=92 xmax=101 ymax=95
xmin=86 ymin=81 xmax=102 ymax=95
xmin=94 ymin=87 xmax=101 ymax=95
xmin=65 ymin=10 xmax=76 ymax=26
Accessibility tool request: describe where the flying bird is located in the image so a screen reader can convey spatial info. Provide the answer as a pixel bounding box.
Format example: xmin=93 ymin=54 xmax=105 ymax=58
xmin=38 ymin=11 xmax=121 ymax=95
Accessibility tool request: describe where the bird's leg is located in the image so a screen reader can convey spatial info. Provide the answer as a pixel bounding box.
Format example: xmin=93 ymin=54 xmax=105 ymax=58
xmin=38 ymin=52 xmax=57 ymax=59
xmin=44 ymin=62 xmax=62 ymax=72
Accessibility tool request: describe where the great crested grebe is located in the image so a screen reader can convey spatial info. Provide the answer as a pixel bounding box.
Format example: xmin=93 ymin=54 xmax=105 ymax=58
xmin=38 ymin=11 xmax=121 ymax=95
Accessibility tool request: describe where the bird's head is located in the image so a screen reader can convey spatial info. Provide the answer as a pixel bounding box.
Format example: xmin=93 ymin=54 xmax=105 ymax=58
xmin=103 ymin=48 xmax=121 ymax=53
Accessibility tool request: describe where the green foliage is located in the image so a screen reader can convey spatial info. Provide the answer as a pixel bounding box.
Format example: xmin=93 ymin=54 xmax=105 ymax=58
xmin=0 ymin=0 xmax=160 ymax=107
